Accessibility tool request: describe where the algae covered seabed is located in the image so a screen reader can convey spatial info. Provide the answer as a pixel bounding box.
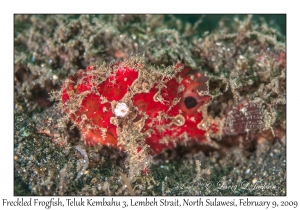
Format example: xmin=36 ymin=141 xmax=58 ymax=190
xmin=14 ymin=14 xmax=286 ymax=196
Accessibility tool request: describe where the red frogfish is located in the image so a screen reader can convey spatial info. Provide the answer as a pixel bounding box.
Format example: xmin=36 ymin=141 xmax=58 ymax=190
xmin=60 ymin=57 xmax=265 ymax=154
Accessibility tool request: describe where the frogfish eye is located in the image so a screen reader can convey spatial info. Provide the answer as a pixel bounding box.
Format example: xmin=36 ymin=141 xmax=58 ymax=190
xmin=184 ymin=96 xmax=197 ymax=109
